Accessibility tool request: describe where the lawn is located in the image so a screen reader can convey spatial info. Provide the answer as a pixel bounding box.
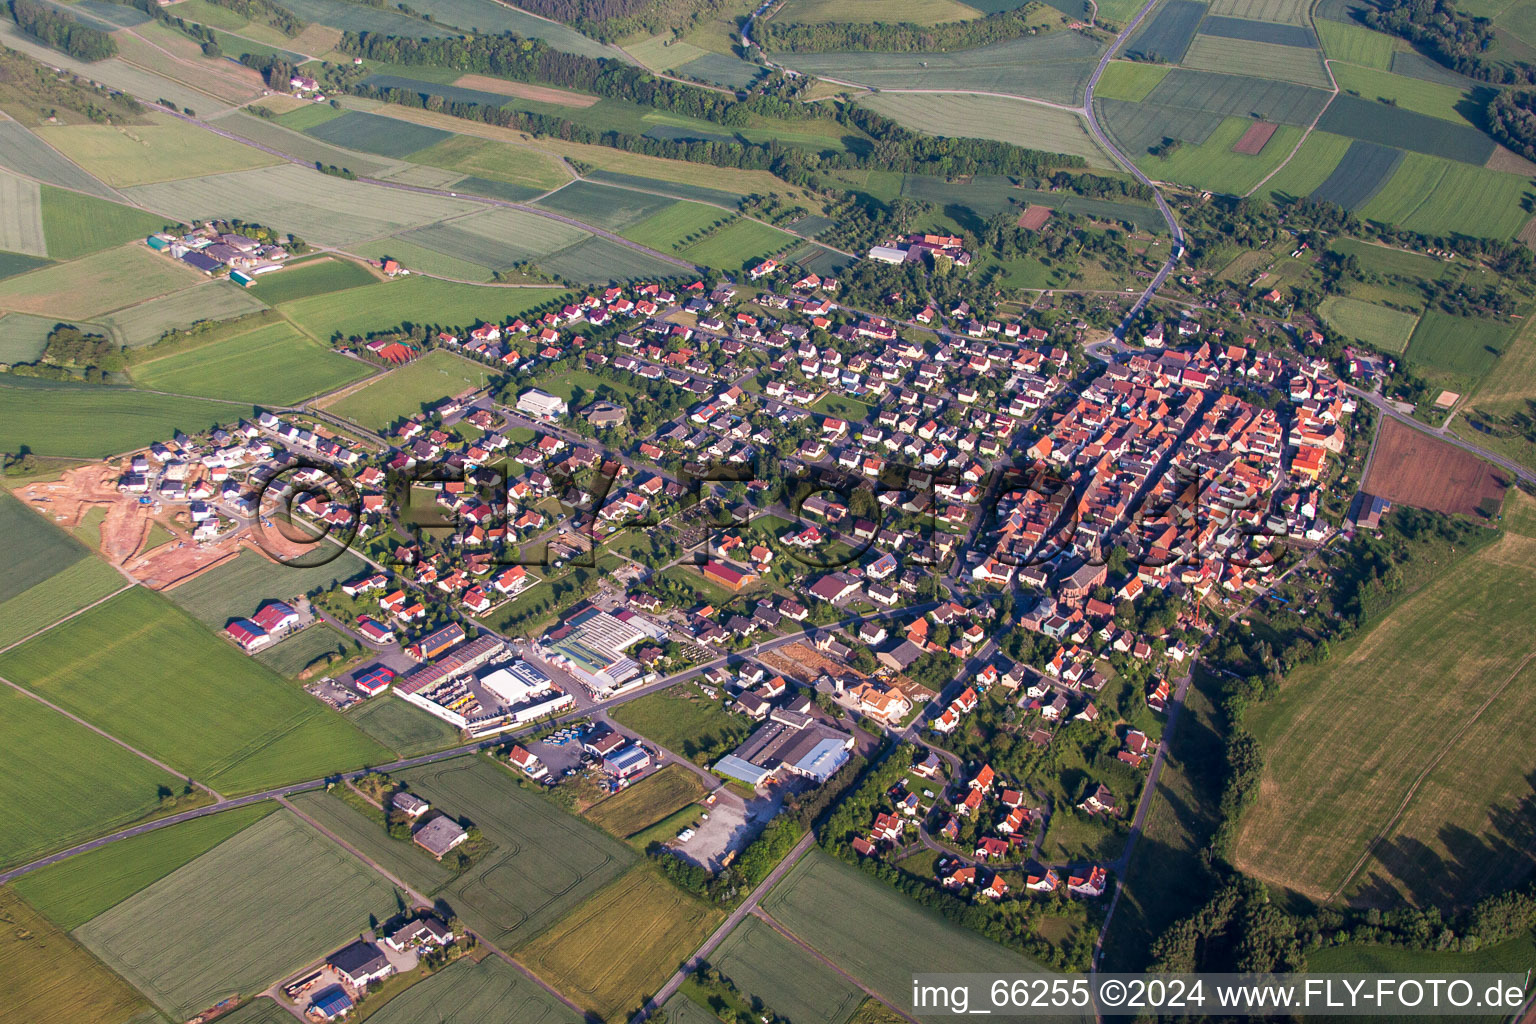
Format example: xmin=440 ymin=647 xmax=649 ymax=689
xmin=860 ymin=93 xmax=1114 ymax=168
xmin=1407 ymin=309 xmax=1514 ymax=380
xmin=584 ymin=764 xmax=709 ymax=839
xmin=13 ymin=802 xmax=277 ymax=930
xmin=397 ymin=754 xmax=637 ymax=949
xmin=679 ymin=217 xmax=796 ymax=271
xmin=164 ymin=547 xmax=370 ymax=631
xmin=0 ymin=487 xmax=91 ymax=602
xmin=131 ymin=321 xmax=373 ymax=403
xmin=346 ymin=695 xmax=463 ymax=757
xmin=621 ymin=201 xmax=735 ymax=252
xmin=1235 ymin=496 xmax=1536 ymax=906
xmin=611 ymin=684 xmax=755 ymax=766
xmin=0 ymin=376 xmax=247 ymax=458
xmin=0 ymin=683 xmax=186 ymax=870
xmin=74 ymin=808 xmax=401 ymax=1019
xmin=0 ymin=588 xmax=393 ymax=794
xmin=1318 ymin=295 xmax=1421 ymax=353
xmin=1138 ymin=116 xmax=1301 ymax=195
xmin=36 ymin=113 xmax=281 ymax=187
xmin=0 ymin=553 xmax=125 ymax=650
xmin=363 ymin=948 xmax=585 ymax=1024
xmin=322 ymin=349 xmax=498 ymax=430
xmin=707 ymin=914 xmax=865 ymax=1024
xmin=760 ymin=850 xmax=1063 ymax=1018
xmin=0 ymin=243 xmax=197 ymax=319
xmin=517 ymin=865 xmax=722 ymax=1022
xmin=0 ymin=887 xmax=151 ymax=1024
xmin=97 ymin=281 xmax=270 ymax=349
xmin=280 ymin=275 xmax=564 ymax=341
xmin=245 ymin=256 xmax=379 ymax=305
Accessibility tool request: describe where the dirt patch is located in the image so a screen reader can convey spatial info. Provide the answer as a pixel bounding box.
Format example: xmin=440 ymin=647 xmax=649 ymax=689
xmin=1017 ymin=205 xmax=1052 ymax=231
xmin=18 ymin=464 xmax=155 ymax=565
xmin=1362 ymin=416 xmax=1508 ymax=516
xmin=1232 ymin=120 xmax=1278 ymax=156
xmin=758 ymin=642 xmax=866 ymax=684
xmin=454 ymin=74 xmax=600 ymax=108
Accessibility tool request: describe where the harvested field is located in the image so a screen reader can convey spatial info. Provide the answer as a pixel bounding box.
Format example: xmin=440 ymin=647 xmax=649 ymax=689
xmin=1018 ymin=205 xmax=1054 ymax=230
xmin=0 ymin=887 xmax=152 ymax=1024
xmin=97 ymin=280 xmax=269 ymax=348
xmin=1232 ymin=119 xmax=1279 ymax=154
xmin=861 ymin=93 xmax=1115 ymax=167
xmin=1363 ymin=416 xmax=1509 ymax=515
xmin=455 ymin=73 xmax=599 ymax=106
xmin=0 ymin=169 xmax=46 ymax=257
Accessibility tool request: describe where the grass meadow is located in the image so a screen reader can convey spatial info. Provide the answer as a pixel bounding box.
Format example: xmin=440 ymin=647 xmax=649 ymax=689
xmin=0 ymin=244 xmax=197 ymax=319
xmin=165 ymin=548 xmax=369 ymax=631
xmin=1138 ymin=116 xmax=1301 ymax=195
xmin=610 ymin=685 xmax=754 ymax=767
xmin=1318 ymin=295 xmax=1420 ymax=353
xmin=621 ymin=202 xmax=735 ymax=252
xmin=1407 ymin=309 xmax=1515 ymax=379
xmin=131 ymin=321 xmax=373 ymax=404
xmin=708 ymin=915 xmax=865 ymax=1024
xmin=98 ymin=281 xmax=270 ymax=349
xmin=1315 ymin=19 xmax=1397 ymax=68
xmin=75 ymin=809 xmax=401 ymax=1018
xmin=1092 ymin=60 xmax=1172 ymax=102
xmin=0 ymin=588 xmax=393 ymax=794
xmin=680 ymin=218 xmax=794 ymax=271
xmin=36 ymin=114 xmax=280 ymax=187
xmin=1330 ymin=63 xmax=1487 ymax=127
xmin=1451 ymin=312 xmax=1536 ymax=469
xmin=281 ymin=276 xmax=565 ymax=342
xmin=322 ymin=349 xmax=499 ymax=430
xmin=345 ymin=695 xmax=462 ymax=756
xmin=245 ymin=256 xmax=378 ymax=305
xmin=0 ymin=888 xmax=152 ymax=1024
xmin=584 ymin=764 xmax=708 ymax=839
xmin=1235 ymin=496 xmax=1536 ymax=907
xmin=1262 ymin=130 xmax=1353 ymax=200
xmin=516 ymin=865 xmax=722 ymax=1022
xmin=13 ymin=802 xmax=277 ymax=930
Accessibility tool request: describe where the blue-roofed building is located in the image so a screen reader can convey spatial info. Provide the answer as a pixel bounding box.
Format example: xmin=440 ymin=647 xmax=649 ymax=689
xmin=310 ymin=985 xmax=353 ymax=1020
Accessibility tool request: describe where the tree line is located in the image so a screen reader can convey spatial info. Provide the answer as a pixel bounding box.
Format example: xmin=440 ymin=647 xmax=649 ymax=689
xmin=1364 ymin=0 xmax=1536 ymax=84
xmin=756 ymin=4 xmax=1048 ymax=53
xmin=9 ymin=0 xmax=117 ymax=61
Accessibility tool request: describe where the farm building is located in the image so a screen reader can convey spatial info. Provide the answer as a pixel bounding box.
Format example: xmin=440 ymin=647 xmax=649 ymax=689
xmin=413 ymin=815 xmax=469 ymax=859
xmin=392 ymin=791 xmax=430 ymax=818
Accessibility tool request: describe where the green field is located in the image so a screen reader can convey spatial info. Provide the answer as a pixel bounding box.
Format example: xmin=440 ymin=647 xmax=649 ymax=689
xmin=97 ymin=281 xmax=270 ymax=349
xmin=39 ymin=186 xmax=170 ymax=261
xmin=1235 ymin=499 xmax=1536 ymax=906
xmin=860 ymin=93 xmax=1115 ymax=167
xmin=1407 ymin=309 xmax=1514 ymax=379
xmin=284 ymin=787 xmax=459 ymax=891
xmin=305 ymin=110 xmax=452 ymax=158
xmin=0 ymin=244 xmax=197 ymax=319
xmin=1093 ymin=60 xmax=1172 ymax=101
xmin=0 ymin=488 xmax=92 ymax=602
xmin=1452 ymin=309 xmax=1536 ymax=469
xmin=1181 ymin=34 xmax=1333 ymax=88
xmin=36 ymin=114 xmax=281 ymax=187
xmin=0 ymin=551 xmax=125 ymax=651
xmin=517 ymin=865 xmax=722 ymax=1022
xmin=1309 ymin=932 xmax=1536 ymax=973
xmin=584 ymin=763 xmax=709 ymax=839
xmin=1358 ymin=152 xmax=1533 ymax=238
xmin=0 ymin=683 xmax=186 ymax=870
xmin=1315 ymin=19 xmax=1397 ymax=69
xmin=680 ymin=218 xmax=794 ymax=271
xmin=1262 ymin=130 xmax=1354 ymax=200
xmin=1318 ymin=295 xmax=1421 ymax=353
xmin=347 ymin=695 xmax=463 ymax=756
xmin=1138 ymin=115 xmax=1301 ymax=195
xmin=0 ymin=311 xmax=56 ymax=363
xmin=164 ymin=548 xmax=369 ymax=631
xmin=409 ymin=134 xmax=571 ymax=193
xmin=13 ymin=802 xmax=277 ymax=930
xmin=131 ymin=320 xmax=373 ymax=403
xmin=761 ymin=850 xmax=1062 ymax=1019
xmin=775 ymin=0 xmax=985 ymax=23
xmin=0 ymin=588 xmax=392 ymax=794
xmin=353 ymin=235 xmax=502 ymax=282
xmin=1330 ymin=63 xmax=1484 ymax=126
xmin=75 ymin=808 xmax=401 ymax=1018
xmin=364 ymin=947 xmax=585 ymax=1024
xmin=0 ymin=376 xmax=249 ymax=458
xmin=280 ymin=275 xmax=564 ymax=341
xmin=708 ymin=915 xmax=866 ymax=1024
xmin=322 ymin=349 xmax=498 ymax=430
xmin=397 ymin=755 xmax=637 ymax=948
xmin=1208 ymin=0 xmax=1311 ymax=22
xmin=533 ymin=180 xmax=676 ymax=231
xmin=244 ymin=256 xmax=378 ymax=305
xmin=0 ymin=887 xmax=152 ymax=1024
xmin=621 ymin=201 xmax=735 ymax=252
xmin=253 ymin=623 xmax=353 ymax=678
xmin=610 ymin=684 xmax=754 ymax=766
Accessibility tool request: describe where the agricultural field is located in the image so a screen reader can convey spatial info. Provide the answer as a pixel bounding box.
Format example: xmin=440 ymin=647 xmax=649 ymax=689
xmin=130 ymin=320 xmax=373 ymax=403
xmin=1407 ymin=309 xmax=1516 ymax=381
xmin=321 ymin=349 xmax=498 ymax=430
xmin=0 ymin=683 xmax=185 ymax=870
xmin=1137 ymin=116 xmax=1300 ymax=194
xmin=244 ymin=257 xmax=378 ymax=305
xmin=1318 ymin=94 xmax=1497 ymax=164
xmin=165 ymin=548 xmax=369 ymax=631
xmin=97 ymin=281 xmax=270 ymax=349
xmin=75 ymin=808 xmax=400 ymax=1018
xmin=708 ymin=915 xmax=866 ymax=1024
xmin=0 ymin=170 xmax=45 ymax=257
xmin=283 ymin=788 xmax=458 ymax=892
xmin=13 ymin=802 xmax=277 ymax=930
xmin=621 ymin=202 xmax=736 ymax=253
xmin=1310 ymin=140 xmax=1403 ymax=210
xmin=0 ymin=487 xmax=94 ymax=602
xmin=1125 ymin=0 xmax=1206 ymax=62
xmin=209 ymin=110 xmax=400 ymax=178
xmin=584 ymin=764 xmax=709 ymax=840
xmin=281 ymin=274 xmax=564 ymax=342
xmin=1140 ymin=67 xmax=1333 ymax=125
xmin=516 ymin=865 xmax=722 ymax=1022
xmin=538 ymin=235 xmax=682 ymax=283
xmin=1093 ymin=60 xmax=1173 ymax=101
xmin=1181 ymin=34 xmax=1332 ymax=88
xmin=0 ymin=551 xmax=125 ymax=651
xmin=0 ymin=375 xmax=248 ymax=458
xmin=1361 ymin=155 xmax=1536 ymax=239
xmin=680 ymin=218 xmax=795 ymax=271
xmin=1262 ymin=129 xmax=1352 ymax=200
xmin=353 ymin=235 xmax=501 ymax=282
xmin=408 ymin=134 xmax=571 ymax=194
xmin=363 ymin=949 xmax=585 ymax=1024
xmin=774 ymin=0 xmax=987 ymax=23
xmin=1315 ymin=18 xmax=1397 ymax=68
xmin=0 ymin=887 xmax=152 ymax=1024
xmin=1199 ymin=15 xmax=1316 ymax=46
xmin=533 ymin=181 xmax=675 ymax=231
xmin=860 ymin=93 xmax=1114 ymax=167
xmin=760 ymin=851 xmax=1062 ymax=1018
xmin=1309 ymin=931 xmax=1536 ymax=974
xmin=1235 ymin=492 xmax=1536 ymax=906
xmin=0 ymin=311 xmax=56 ymax=363
xmin=1317 ymin=295 xmax=1420 ymax=352
xmin=253 ymin=623 xmax=353 ymax=678
xmin=1330 ymin=63 xmax=1489 ymax=129
xmin=304 ymin=110 xmax=452 ymax=159
xmin=36 ymin=114 xmax=280 ymax=187
xmin=390 ymin=209 xmax=591 ymax=275
xmin=0 ymin=587 xmax=392 ymax=794
xmin=345 ymin=696 xmax=462 ymax=757
xmin=0 ymin=244 xmax=197 ymax=320
xmin=396 ymin=755 xmax=636 ymax=948
xmin=1453 ymin=312 xmax=1536 ymax=469
xmin=1207 ymin=0 xmax=1311 ymax=22
xmin=0 ymin=121 xmax=119 ymax=201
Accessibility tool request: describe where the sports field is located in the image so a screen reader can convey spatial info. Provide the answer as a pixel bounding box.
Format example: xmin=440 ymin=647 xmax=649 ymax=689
xmin=13 ymin=802 xmax=276 ymax=930
xmin=398 ymin=755 xmax=637 ymax=948
xmin=98 ymin=281 xmax=270 ymax=348
xmin=37 ymin=114 xmax=280 ymax=187
xmin=680 ymin=218 xmax=794 ymax=271
xmin=0 ymin=376 xmax=247 ymax=458
xmin=709 ymin=915 xmax=865 ymax=1024
xmin=245 ymin=257 xmax=378 ymax=305
xmin=517 ymin=865 xmax=722 ymax=1022
xmin=860 ymin=93 xmax=1115 ymax=167
xmin=322 ymin=349 xmax=498 ymax=430
xmin=0 ymin=244 xmax=197 ymax=319
xmin=0 ymin=887 xmax=151 ymax=1024
xmin=1318 ymin=295 xmax=1420 ymax=352
xmin=584 ymin=764 xmax=709 ymax=839
xmin=364 ymin=949 xmax=585 ymax=1024
xmin=280 ymin=276 xmax=564 ymax=341
xmin=0 ymin=588 xmax=392 ymax=793
xmin=1235 ymin=495 xmax=1536 ymax=906
xmin=164 ymin=548 xmax=369 ymax=632
xmin=131 ymin=321 xmax=373 ymax=403
xmin=75 ymin=808 xmax=400 ymax=1018
xmin=761 ymin=851 xmax=1064 ymax=1019
xmin=1138 ymin=115 xmax=1300 ymax=194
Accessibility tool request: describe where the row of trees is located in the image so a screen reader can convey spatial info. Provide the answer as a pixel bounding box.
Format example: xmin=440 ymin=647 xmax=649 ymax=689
xmin=756 ymin=5 xmax=1049 ymax=53
xmin=10 ymin=0 xmax=116 ymax=61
